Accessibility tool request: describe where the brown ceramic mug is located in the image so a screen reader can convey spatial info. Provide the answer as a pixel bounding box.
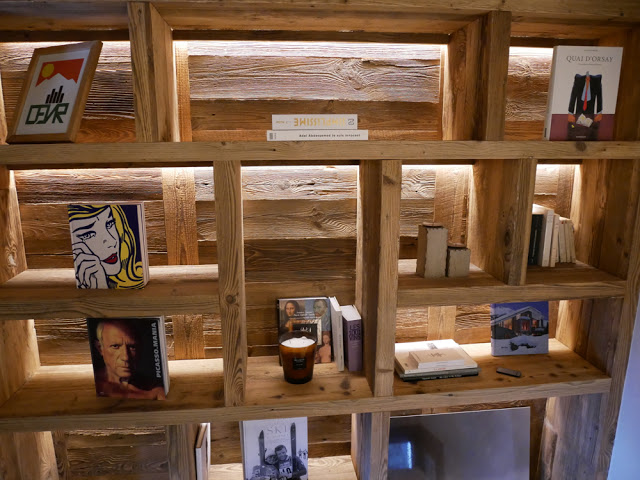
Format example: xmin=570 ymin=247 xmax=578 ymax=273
xmin=279 ymin=331 xmax=317 ymax=384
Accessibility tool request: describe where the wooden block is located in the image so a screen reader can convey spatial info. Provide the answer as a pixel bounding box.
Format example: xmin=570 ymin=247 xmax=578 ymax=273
xmin=416 ymin=223 xmax=447 ymax=278
xmin=446 ymin=244 xmax=470 ymax=278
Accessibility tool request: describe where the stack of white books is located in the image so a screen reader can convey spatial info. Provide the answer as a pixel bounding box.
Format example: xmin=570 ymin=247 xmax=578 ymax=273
xmin=394 ymin=339 xmax=479 ymax=381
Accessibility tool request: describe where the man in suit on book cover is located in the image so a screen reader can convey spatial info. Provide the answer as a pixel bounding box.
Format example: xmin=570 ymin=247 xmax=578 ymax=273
xmin=567 ymin=72 xmax=603 ymax=140
xmin=93 ymin=319 xmax=166 ymax=399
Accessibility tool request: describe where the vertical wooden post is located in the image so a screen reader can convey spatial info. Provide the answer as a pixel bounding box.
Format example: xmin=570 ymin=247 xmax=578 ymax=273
xmin=444 ymin=11 xmax=534 ymax=286
xmin=351 ymin=412 xmax=391 ymax=480
xmin=214 ymin=159 xmax=247 ymax=407
xmin=128 ymin=3 xmax=199 ymax=478
xmin=355 ymin=159 xmax=402 ymax=397
xmin=0 ymin=76 xmax=58 ymax=480
xmin=543 ymin=28 xmax=640 ymax=479
xmin=352 ymin=159 xmax=401 ymax=478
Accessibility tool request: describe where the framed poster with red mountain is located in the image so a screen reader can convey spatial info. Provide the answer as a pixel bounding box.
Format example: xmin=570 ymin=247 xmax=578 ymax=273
xmin=7 ymin=41 xmax=102 ymax=143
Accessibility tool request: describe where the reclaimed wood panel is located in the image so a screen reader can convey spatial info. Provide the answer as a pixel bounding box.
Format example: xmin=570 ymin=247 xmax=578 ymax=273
xmin=214 ymin=160 xmax=247 ymax=407
xmin=188 ymin=54 xmax=440 ymax=102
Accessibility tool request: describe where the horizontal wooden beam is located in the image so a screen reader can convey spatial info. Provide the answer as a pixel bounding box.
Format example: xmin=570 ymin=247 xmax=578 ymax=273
xmin=398 ymin=260 xmax=626 ymax=307
xmin=0 ymin=340 xmax=609 ymax=432
xmin=1 ymin=142 xmax=639 ymax=169
xmin=0 ymin=1 xmax=638 ymax=33
xmin=0 ymin=265 xmax=219 ymax=320
xmin=0 ymin=260 xmax=625 ymax=320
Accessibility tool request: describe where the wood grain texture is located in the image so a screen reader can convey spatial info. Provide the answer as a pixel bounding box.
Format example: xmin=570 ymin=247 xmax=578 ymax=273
xmin=0 ymin=74 xmax=7 ymax=144
xmin=352 ymin=411 xmax=389 ymax=480
xmin=175 ymin=43 xmax=193 ymax=142
xmin=189 ymin=54 xmax=440 ymax=103
xmin=162 ymin=168 xmax=205 ymax=360
xmin=3 ymin=141 xmax=640 ymax=169
xmin=0 ymin=265 xmax=219 ymax=320
xmin=0 ymin=167 xmax=26 ymax=284
xmin=398 ymin=260 xmax=625 ymax=307
xmin=477 ymin=11 xmax=511 ymax=141
xmin=356 ymin=160 xmax=402 ymax=398
xmin=53 ymin=431 xmax=71 ymax=480
xmin=469 ymin=158 xmax=537 ymax=285
xmin=165 ymin=424 xmax=197 ymax=480
xmin=426 ymin=305 xmax=456 ymax=340
xmin=433 ymin=165 xmax=470 ymax=244
xmin=214 ymin=160 xmax=247 ymax=407
xmin=210 ymin=455 xmax=356 ymax=480
xmin=128 ymin=2 xmax=179 ymax=142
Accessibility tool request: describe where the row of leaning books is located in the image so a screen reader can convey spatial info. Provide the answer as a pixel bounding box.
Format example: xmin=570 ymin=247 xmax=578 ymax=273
xmin=277 ymin=297 xmax=363 ymax=372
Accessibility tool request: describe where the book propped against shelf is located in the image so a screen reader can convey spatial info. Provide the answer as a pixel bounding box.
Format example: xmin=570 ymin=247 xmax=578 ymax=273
xmin=544 ymin=46 xmax=623 ymax=141
xmin=491 ymin=302 xmax=550 ymax=356
xmin=394 ymin=339 xmax=479 ymax=381
xmin=341 ymin=305 xmax=363 ymax=372
xmin=329 ymin=296 xmax=344 ymax=371
xmin=68 ymin=202 xmax=149 ymax=289
xmin=195 ymin=422 xmax=211 ymax=480
xmin=277 ymin=297 xmax=331 ymax=364
xmin=86 ymin=317 xmax=169 ymax=399
xmin=240 ymin=417 xmax=309 ymax=480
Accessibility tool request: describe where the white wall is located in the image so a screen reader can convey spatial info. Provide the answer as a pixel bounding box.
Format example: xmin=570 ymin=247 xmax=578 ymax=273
xmin=609 ymin=295 xmax=640 ymax=479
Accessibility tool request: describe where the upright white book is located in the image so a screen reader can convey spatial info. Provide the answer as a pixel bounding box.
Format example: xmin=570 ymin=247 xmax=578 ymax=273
xmin=544 ymin=46 xmax=623 ymax=141
xmin=329 ymin=296 xmax=344 ymax=371
xmin=195 ymin=422 xmax=211 ymax=480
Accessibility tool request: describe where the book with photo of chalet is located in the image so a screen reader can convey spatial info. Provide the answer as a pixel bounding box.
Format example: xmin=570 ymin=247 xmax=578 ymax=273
xmin=491 ymin=302 xmax=550 ymax=356
xmin=240 ymin=417 xmax=308 ymax=480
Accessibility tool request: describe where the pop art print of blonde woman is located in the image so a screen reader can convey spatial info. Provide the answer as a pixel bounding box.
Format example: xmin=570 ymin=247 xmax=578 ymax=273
xmin=68 ymin=204 xmax=145 ymax=289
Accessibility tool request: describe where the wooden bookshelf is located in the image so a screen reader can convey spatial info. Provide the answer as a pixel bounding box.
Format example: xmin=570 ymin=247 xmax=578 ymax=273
xmin=0 ymin=340 xmax=609 ymax=432
xmin=1 ymin=1 xmax=639 ymax=479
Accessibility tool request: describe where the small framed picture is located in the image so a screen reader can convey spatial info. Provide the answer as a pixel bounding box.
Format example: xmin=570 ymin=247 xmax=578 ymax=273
xmin=7 ymin=41 xmax=102 ymax=143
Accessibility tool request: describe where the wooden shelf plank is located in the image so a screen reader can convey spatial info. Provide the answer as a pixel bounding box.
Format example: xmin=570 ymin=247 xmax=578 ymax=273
xmin=394 ymin=339 xmax=610 ymax=402
xmin=0 ymin=261 xmax=625 ymax=320
xmin=1 ymin=141 xmax=640 ymax=169
xmin=398 ymin=259 xmax=626 ymax=307
xmin=210 ymin=455 xmax=357 ymax=480
xmin=0 ymin=265 xmax=219 ymax=320
xmin=0 ymin=340 xmax=608 ymax=432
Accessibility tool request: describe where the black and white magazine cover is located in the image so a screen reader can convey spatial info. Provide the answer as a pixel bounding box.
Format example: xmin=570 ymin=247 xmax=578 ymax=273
xmin=241 ymin=417 xmax=308 ymax=480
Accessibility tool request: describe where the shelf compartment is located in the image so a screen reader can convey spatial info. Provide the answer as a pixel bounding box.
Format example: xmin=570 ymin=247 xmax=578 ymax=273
xmin=398 ymin=259 xmax=625 ymax=307
xmin=0 ymin=357 xmax=370 ymax=432
xmin=394 ymin=339 xmax=610 ymax=405
xmin=2 ymin=141 xmax=640 ymax=169
xmin=0 ymin=265 xmax=219 ymax=321
xmin=210 ymin=455 xmax=356 ymax=480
